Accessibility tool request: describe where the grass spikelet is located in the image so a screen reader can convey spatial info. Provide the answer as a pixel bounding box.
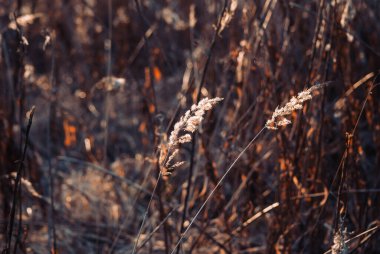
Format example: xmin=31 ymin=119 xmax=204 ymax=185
xmin=161 ymin=97 xmax=223 ymax=175
xmin=331 ymin=226 xmax=348 ymax=254
xmin=265 ymin=84 xmax=322 ymax=130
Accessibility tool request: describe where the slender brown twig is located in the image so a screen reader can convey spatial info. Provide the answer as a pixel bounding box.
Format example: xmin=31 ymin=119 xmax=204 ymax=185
xmin=170 ymin=127 xmax=266 ymax=254
xmin=177 ymin=1 xmax=228 ymax=253
xmin=5 ymin=106 xmax=35 ymax=254
xmin=46 ymin=31 xmax=57 ymax=254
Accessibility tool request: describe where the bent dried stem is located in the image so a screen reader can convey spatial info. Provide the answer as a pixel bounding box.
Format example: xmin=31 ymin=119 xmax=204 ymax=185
xmin=170 ymin=84 xmax=324 ymax=253
xmin=160 ymin=97 xmax=223 ymax=175
xmin=266 ymin=84 xmax=322 ymax=130
xmin=170 ymin=127 xmax=266 ymax=254
xmin=132 ymin=97 xmax=222 ymax=254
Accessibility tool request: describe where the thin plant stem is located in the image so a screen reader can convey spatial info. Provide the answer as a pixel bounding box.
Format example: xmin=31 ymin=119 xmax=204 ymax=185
xmin=334 ymin=82 xmax=378 ymax=230
xmin=103 ymin=0 xmax=113 ymax=167
xmin=107 ymin=162 xmax=155 ymax=253
xmin=5 ymin=106 xmax=35 ymax=254
xmin=308 ymin=83 xmax=379 ymax=240
xmin=136 ymin=205 xmax=179 ymax=252
xmin=177 ymin=2 xmax=228 ymax=252
xmin=170 ymin=127 xmax=266 ymax=254
xmin=132 ymin=171 xmax=162 ymax=254
xmin=12 ymin=11 xmax=27 ymax=254
xmin=47 ymin=33 xmax=57 ymax=254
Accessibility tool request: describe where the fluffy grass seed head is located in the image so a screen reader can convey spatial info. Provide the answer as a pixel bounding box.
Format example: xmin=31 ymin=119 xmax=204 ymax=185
xmin=160 ymin=97 xmax=223 ymax=175
xmin=266 ymin=84 xmax=322 ymax=130
xmin=331 ymin=225 xmax=348 ymax=254
xmin=168 ymin=97 xmax=223 ymax=149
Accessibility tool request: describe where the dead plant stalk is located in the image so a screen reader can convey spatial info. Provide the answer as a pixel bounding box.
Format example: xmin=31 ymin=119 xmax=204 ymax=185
xmin=170 ymin=84 xmax=323 ymax=253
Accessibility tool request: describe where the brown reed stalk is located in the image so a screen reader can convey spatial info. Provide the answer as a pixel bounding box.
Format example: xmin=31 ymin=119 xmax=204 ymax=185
xmin=5 ymin=106 xmax=35 ymax=254
xmin=46 ymin=32 xmax=57 ymax=254
xmin=178 ymin=1 xmax=228 ymax=252
xmin=132 ymin=97 xmax=223 ymax=254
xmin=170 ymin=84 xmax=323 ymax=253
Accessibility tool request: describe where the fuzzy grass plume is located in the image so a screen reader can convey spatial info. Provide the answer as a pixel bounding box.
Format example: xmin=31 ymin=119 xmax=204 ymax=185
xmin=266 ymin=84 xmax=323 ymax=130
xmin=170 ymin=84 xmax=325 ymax=253
xmin=159 ymin=97 xmax=223 ymax=175
xmin=132 ymin=97 xmax=223 ymax=254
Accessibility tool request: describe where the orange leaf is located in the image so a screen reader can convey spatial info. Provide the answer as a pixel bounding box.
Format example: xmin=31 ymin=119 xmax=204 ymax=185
xmin=144 ymin=67 xmax=151 ymax=89
xmin=279 ymin=158 xmax=287 ymax=171
xmin=148 ymin=104 xmax=156 ymax=114
xmin=63 ymin=119 xmax=76 ymax=147
xmin=138 ymin=122 xmax=146 ymax=133
xmin=153 ymin=66 xmax=162 ymax=81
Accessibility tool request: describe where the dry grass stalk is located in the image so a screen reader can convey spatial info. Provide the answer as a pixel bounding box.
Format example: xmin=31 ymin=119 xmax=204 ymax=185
xmin=332 ymin=226 xmax=348 ymax=254
xmin=218 ymin=0 xmax=238 ymax=35
xmin=170 ymin=84 xmax=326 ymax=253
xmin=132 ymin=97 xmax=223 ymax=254
xmin=265 ymin=84 xmax=322 ymax=130
xmin=159 ymin=97 xmax=223 ymax=175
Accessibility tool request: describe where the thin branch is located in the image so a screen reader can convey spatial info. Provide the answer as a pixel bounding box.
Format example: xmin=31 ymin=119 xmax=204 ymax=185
xmin=132 ymin=172 xmax=162 ymax=254
xmin=170 ymin=127 xmax=266 ymax=254
xmin=5 ymin=106 xmax=35 ymax=254
xmin=177 ymin=1 xmax=229 ymax=253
